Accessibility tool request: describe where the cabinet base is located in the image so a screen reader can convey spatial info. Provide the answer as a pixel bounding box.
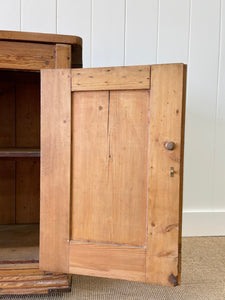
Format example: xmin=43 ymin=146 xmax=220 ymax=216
xmin=0 ymin=263 xmax=71 ymax=296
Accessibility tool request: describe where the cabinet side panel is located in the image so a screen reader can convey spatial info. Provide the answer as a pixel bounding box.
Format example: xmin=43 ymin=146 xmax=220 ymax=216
xmin=40 ymin=70 xmax=71 ymax=273
xmin=146 ymin=64 xmax=186 ymax=286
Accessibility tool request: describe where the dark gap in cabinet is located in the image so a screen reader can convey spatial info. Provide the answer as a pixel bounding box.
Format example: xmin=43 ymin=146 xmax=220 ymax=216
xmin=0 ymin=71 xmax=40 ymax=263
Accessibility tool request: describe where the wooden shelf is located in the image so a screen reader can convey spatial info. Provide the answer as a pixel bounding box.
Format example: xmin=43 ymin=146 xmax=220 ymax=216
xmin=0 ymin=148 xmax=40 ymax=158
xmin=0 ymin=224 xmax=39 ymax=263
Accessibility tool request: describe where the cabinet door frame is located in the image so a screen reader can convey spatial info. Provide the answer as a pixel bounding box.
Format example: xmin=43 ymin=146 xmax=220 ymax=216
xmin=40 ymin=64 xmax=186 ymax=286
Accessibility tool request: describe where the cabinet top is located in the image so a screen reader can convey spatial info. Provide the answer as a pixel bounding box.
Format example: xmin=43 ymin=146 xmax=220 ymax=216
xmin=0 ymin=30 xmax=82 ymax=46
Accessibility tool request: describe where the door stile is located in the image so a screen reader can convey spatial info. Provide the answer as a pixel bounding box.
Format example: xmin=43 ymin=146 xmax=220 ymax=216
xmin=146 ymin=64 xmax=186 ymax=286
xmin=40 ymin=69 xmax=72 ymax=273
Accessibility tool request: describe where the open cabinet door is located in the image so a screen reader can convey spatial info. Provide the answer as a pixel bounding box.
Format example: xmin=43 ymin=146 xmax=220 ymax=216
xmin=40 ymin=64 xmax=186 ymax=286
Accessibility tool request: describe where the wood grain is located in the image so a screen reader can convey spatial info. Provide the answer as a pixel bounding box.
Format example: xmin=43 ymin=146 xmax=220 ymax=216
xmin=0 ymin=161 xmax=15 ymax=224
xmin=0 ymin=267 xmax=42 ymax=276
xmin=55 ymin=44 xmax=71 ymax=68
xmin=0 ymin=274 xmax=66 ymax=282
xmin=0 ymin=30 xmax=82 ymax=47
xmin=0 ymin=278 xmax=69 ymax=289
xmin=0 ymin=263 xmax=39 ymax=270
xmin=0 ymin=286 xmax=70 ymax=295
xmin=0 ymin=81 xmax=15 ymax=147
xmin=40 ymin=69 xmax=71 ymax=273
xmin=0 ymin=30 xmax=82 ymax=295
xmin=146 ymin=64 xmax=186 ymax=286
xmin=39 ymin=64 xmax=186 ymax=287
xmin=0 ymin=224 xmax=39 ymax=262
xmin=69 ymin=241 xmax=146 ymax=282
xmin=71 ymin=90 xmax=149 ymax=246
xmin=72 ymin=66 xmax=150 ymax=91
xmin=0 ymin=41 xmax=55 ymax=70
xmin=16 ymin=159 xmax=40 ymax=224
xmin=15 ymin=73 xmax=40 ymax=148
xmin=0 ymin=260 xmax=71 ymax=295
xmin=0 ymin=149 xmax=40 ymax=158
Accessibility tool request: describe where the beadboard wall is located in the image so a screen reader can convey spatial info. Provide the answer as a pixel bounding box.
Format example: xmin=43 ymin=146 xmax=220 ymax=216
xmin=0 ymin=0 xmax=224 ymax=236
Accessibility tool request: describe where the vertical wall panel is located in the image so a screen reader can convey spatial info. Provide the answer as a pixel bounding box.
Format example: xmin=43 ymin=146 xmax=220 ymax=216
xmin=125 ymin=0 xmax=158 ymax=65
xmin=0 ymin=0 xmax=223 ymax=235
xmin=183 ymin=0 xmax=220 ymax=211
xmin=157 ymin=0 xmax=190 ymax=63
xmin=57 ymin=0 xmax=91 ymax=68
xmin=214 ymin=0 xmax=225 ymax=210
xmin=92 ymin=0 xmax=125 ymax=67
xmin=21 ymin=0 xmax=56 ymax=33
xmin=0 ymin=0 xmax=20 ymax=30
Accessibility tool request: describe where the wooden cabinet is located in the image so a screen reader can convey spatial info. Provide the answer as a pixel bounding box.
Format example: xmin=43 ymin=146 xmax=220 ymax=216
xmin=0 ymin=31 xmax=186 ymax=296
xmin=0 ymin=31 xmax=82 ymax=295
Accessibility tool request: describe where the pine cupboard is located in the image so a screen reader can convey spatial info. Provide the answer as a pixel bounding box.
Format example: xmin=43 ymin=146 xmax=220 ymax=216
xmin=0 ymin=31 xmax=187 ymax=296
xmin=0 ymin=31 xmax=82 ymax=295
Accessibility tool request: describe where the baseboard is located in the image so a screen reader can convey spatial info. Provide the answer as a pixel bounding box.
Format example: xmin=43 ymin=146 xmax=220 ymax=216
xmin=182 ymin=211 xmax=225 ymax=237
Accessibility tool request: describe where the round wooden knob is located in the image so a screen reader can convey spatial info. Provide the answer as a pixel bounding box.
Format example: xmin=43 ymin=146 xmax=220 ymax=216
xmin=165 ymin=141 xmax=175 ymax=151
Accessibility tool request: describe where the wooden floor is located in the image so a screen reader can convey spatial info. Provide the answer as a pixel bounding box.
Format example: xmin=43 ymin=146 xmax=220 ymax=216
xmin=0 ymin=224 xmax=39 ymax=263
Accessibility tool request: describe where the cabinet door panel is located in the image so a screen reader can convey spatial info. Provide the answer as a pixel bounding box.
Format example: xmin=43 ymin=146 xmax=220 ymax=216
xmin=69 ymin=242 xmax=146 ymax=282
xmin=40 ymin=65 xmax=186 ymax=286
xmin=71 ymin=90 xmax=149 ymax=246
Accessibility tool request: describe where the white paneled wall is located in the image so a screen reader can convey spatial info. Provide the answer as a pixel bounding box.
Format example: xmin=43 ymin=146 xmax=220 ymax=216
xmin=125 ymin=0 xmax=158 ymax=65
xmin=214 ymin=0 xmax=225 ymax=211
xmin=184 ymin=0 xmax=221 ymax=213
xmin=157 ymin=0 xmax=190 ymax=64
xmin=57 ymin=0 xmax=92 ymax=67
xmin=92 ymin=0 xmax=125 ymax=67
xmin=0 ymin=0 xmax=20 ymax=30
xmin=0 ymin=0 xmax=224 ymax=236
xmin=21 ymin=0 xmax=57 ymax=33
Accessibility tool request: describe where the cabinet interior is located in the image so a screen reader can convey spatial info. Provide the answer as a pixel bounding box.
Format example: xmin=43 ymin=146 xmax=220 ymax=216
xmin=0 ymin=71 xmax=40 ymax=264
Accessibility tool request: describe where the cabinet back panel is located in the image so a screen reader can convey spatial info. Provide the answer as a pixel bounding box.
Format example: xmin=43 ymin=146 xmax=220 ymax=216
xmin=0 ymin=71 xmax=40 ymax=148
xmin=0 ymin=71 xmax=40 ymax=225
xmin=0 ymin=159 xmax=40 ymax=225
xmin=71 ymin=90 xmax=149 ymax=246
xmin=16 ymin=159 xmax=40 ymax=224
xmin=0 ymin=161 xmax=15 ymax=224
xmin=0 ymin=81 xmax=15 ymax=147
xmin=16 ymin=74 xmax=40 ymax=148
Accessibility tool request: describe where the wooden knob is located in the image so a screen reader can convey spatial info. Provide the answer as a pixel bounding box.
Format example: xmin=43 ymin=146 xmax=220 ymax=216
xmin=165 ymin=141 xmax=175 ymax=151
